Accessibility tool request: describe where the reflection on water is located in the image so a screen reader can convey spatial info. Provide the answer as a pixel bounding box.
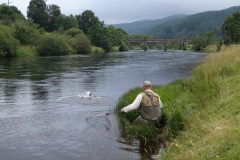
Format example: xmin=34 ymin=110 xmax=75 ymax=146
xmin=0 ymin=50 xmax=208 ymax=160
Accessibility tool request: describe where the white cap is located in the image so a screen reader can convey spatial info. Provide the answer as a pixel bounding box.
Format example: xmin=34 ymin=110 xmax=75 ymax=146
xmin=142 ymin=81 xmax=152 ymax=87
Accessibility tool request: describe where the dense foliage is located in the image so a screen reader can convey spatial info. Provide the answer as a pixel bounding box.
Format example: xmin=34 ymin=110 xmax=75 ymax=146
xmin=87 ymin=17 xmax=112 ymax=52
xmin=0 ymin=1 xmax=130 ymax=57
xmin=191 ymin=30 xmax=217 ymax=51
xmin=27 ymin=0 xmax=49 ymax=28
xmin=221 ymin=11 xmax=240 ymax=45
xmin=27 ymin=0 xmax=62 ymax=32
xmin=0 ymin=3 xmax=25 ymax=24
xmin=75 ymin=10 xmax=96 ymax=34
xmin=64 ymin=28 xmax=91 ymax=54
xmin=65 ymin=28 xmax=83 ymax=37
xmin=0 ymin=25 xmax=20 ymax=57
xmin=15 ymin=20 xmax=41 ymax=45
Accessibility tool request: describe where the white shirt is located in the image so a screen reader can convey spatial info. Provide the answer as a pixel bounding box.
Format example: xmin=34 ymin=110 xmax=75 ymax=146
xmin=121 ymin=92 xmax=163 ymax=113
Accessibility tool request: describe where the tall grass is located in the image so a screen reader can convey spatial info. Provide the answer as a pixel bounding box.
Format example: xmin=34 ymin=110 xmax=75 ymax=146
xmin=116 ymin=81 xmax=188 ymax=141
xmin=161 ymin=44 xmax=240 ymax=160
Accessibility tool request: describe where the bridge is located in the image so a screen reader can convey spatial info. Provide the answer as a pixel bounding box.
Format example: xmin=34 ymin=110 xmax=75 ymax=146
xmin=127 ymin=38 xmax=191 ymax=51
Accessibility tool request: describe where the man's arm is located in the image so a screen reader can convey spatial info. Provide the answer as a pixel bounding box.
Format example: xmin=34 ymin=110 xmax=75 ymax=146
xmin=159 ymin=97 xmax=163 ymax=109
xmin=120 ymin=94 xmax=143 ymax=113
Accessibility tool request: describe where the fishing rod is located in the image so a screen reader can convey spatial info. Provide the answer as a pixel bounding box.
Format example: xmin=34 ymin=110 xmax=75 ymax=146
xmin=110 ymin=34 xmax=147 ymax=81
xmin=136 ymin=61 xmax=147 ymax=81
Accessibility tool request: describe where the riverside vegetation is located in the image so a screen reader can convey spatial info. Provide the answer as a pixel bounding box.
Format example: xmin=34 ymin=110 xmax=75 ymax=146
xmin=0 ymin=1 xmax=131 ymax=58
xmin=1 ymin=1 xmax=239 ymax=57
xmin=116 ymin=44 xmax=240 ymax=160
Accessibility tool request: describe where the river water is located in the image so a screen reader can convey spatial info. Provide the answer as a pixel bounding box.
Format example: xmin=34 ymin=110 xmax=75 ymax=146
xmin=0 ymin=50 xmax=208 ymax=160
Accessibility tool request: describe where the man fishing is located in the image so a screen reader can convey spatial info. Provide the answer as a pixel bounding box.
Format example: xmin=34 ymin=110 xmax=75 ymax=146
xmin=120 ymin=81 xmax=163 ymax=126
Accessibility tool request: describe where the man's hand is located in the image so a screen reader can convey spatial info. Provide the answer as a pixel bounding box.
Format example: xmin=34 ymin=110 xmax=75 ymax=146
xmin=120 ymin=108 xmax=125 ymax=112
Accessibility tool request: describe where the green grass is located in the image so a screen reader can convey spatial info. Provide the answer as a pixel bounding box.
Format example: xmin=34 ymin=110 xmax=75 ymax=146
xmin=116 ymin=44 xmax=240 ymax=160
xmin=202 ymin=44 xmax=219 ymax=53
xmin=90 ymin=46 xmax=105 ymax=53
xmin=17 ymin=45 xmax=39 ymax=56
xmin=110 ymin=46 xmax=120 ymax=52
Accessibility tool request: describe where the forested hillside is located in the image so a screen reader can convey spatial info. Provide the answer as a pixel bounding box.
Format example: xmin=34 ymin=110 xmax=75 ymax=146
xmin=113 ymin=6 xmax=240 ymax=39
xmin=112 ymin=14 xmax=187 ymax=35
xmin=146 ymin=6 xmax=240 ymax=38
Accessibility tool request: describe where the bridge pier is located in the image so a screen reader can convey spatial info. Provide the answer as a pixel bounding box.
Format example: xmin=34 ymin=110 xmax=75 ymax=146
xmin=183 ymin=42 xmax=186 ymax=51
xmin=144 ymin=38 xmax=147 ymax=51
xmin=164 ymin=42 xmax=167 ymax=51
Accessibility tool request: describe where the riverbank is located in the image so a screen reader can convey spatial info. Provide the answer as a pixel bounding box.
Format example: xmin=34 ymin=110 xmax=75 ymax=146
xmin=116 ymin=44 xmax=240 ymax=160
xmin=16 ymin=45 xmax=107 ymax=57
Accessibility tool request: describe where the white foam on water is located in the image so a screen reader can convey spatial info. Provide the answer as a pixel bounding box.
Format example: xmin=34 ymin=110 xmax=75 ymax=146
xmin=77 ymin=91 xmax=101 ymax=99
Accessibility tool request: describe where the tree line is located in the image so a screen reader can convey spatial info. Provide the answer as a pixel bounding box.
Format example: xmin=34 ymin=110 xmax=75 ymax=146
xmin=0 ymin=0 xmax=130 ymax=57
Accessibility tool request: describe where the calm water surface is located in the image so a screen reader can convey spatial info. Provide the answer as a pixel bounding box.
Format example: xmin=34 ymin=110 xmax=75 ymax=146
xmin=0 ymin=50 xmax=208 ymax=160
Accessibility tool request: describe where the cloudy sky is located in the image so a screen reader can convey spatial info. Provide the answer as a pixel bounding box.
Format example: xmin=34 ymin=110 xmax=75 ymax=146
xmin=3 ymin=0 xmax=240 ymax=24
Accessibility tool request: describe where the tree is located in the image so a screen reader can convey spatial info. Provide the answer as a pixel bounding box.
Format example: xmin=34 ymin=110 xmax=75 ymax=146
xmin=108 ymin=25 xmax=130 ymax=51
xmin=46 ymin=4 xmax=61 ymax=31
xmin=55 ymin=14 xmax=78 ymax=31
xmin=221 ymin=11 xmax=240 ymax=45
xmin=205 ymin=30 xmax=217 ymax=45
xmin=63 ymin=14 xmax=78 ymax=30
xmin=191 ymin=36 xmax=207 ymax=51
xmin=10 ymin=6 xmax=22 ymax=15
xmin=76 ymin=10 xmax=98 ymax=34
xmin=87 ymin=17 xmax=112 ymax=52
xmin=27 ymin=0 xmax=48 ymax=28
xmin=0 ymin=4 xmax=25 ymax=24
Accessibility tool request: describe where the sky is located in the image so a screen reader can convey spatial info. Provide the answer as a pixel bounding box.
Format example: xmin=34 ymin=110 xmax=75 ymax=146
xmin=2 ymin=0 xmax=240 ymax=24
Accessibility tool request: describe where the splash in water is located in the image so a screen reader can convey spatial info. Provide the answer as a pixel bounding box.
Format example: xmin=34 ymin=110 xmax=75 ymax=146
xmin=77 ymin=91 xmax=101 ymax=98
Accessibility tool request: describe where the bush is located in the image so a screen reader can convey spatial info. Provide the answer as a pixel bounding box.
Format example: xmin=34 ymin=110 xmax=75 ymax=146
xmin=15 ymin=20 xmax=41 ymax=45
xmin=192 ymin=36 xmax=207 ymax=51
xmin=36 ymin=33 xmax=71 ymax=56
xmin=65 ymin=28 xmax=83 ymax=37
xmin=72 ymin=34 xmax=91 ymax=54
xmin=0 ymin=25 xmax=20 ymax=57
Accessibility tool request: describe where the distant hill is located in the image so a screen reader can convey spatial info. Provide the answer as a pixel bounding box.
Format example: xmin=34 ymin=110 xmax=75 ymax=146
xmin=112 ymin=6 xmax=240 ymax=39
xmin=111 ymin=14 xmax=188 ymax=35
xmin=146 ymin=6 xmax=240 ymax=38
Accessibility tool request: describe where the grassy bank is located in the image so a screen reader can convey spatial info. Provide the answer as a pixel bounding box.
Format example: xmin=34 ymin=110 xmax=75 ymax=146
xmin=116 ymin=44 xmax=240 ymax=160
xmin=16 ymin=45 xmax=116 ymax=57
xmin=17 ymin=45 xmax=39 ymax=56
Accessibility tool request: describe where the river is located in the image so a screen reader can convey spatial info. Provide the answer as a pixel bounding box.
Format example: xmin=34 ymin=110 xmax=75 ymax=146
xmin=0 ymin=50 xmax=208 ymax=160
